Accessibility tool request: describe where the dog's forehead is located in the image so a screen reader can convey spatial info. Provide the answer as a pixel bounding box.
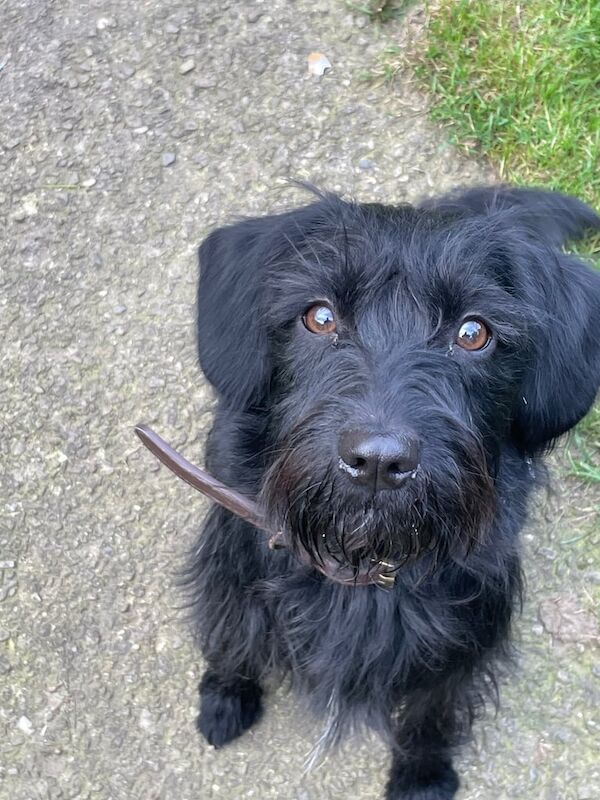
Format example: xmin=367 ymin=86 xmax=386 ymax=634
xmin=271 ymin=202 xmax=516 ymax=320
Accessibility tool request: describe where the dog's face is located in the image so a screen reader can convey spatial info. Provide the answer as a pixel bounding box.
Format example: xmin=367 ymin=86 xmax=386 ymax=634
xmin=197 ymin=191 xmax=600 ymax=578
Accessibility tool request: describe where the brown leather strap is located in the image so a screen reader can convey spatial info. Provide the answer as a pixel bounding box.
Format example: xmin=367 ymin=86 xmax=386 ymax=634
xmin=134 ymin=425 xmax=269 ymax=532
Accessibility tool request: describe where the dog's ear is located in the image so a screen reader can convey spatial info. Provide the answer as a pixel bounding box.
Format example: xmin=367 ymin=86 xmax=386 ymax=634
xmin=422 ymin=185 xmax=600 ymax=248
xmin=513 ymin=251 xmax=600 ymax=452
xmin=197 ymin=217 xmax=273 ymax=409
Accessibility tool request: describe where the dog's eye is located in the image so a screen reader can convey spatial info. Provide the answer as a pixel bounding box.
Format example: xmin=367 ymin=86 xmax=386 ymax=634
xmin=303 ymin=304 xmax=337 ymax=335
xmin=456 ymin=319 xmax=490 ymax=351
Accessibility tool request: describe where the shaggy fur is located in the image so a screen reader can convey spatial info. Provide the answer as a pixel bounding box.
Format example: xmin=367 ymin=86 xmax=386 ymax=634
xmin=185 ymin=185 xmax=600 ymax=798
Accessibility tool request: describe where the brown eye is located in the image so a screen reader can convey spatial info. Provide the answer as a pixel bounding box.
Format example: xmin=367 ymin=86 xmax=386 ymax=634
xmin=303 ymin=304 xmax=337 ymax=335
xmin=456 ymin=319 xmax=490 ymax=351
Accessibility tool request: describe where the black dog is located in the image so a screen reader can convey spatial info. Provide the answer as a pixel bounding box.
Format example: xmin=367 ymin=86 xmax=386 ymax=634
xmin=186 ymin=186 xmax=600 ymax=798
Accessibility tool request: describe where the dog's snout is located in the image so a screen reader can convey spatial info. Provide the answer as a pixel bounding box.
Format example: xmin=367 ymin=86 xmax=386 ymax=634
xmin=338 ymin=430 xmax=420 ymax=490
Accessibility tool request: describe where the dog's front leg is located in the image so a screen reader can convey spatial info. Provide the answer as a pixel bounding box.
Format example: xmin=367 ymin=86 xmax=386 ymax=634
xmin=386 ymin=739 xmax=458 ymax=800
xmin=189 ymin=506 xmax=269 ymax=748
xmin=385 ymin=682 xmax=465 ymax=800
xmin=197 ymin=668 xmax=263 ymax=748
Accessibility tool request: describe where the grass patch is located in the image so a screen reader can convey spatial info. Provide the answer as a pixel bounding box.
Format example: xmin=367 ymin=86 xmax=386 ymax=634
xmin=417 ymin=0 xmax=600 ymax=208
xmin=568 ymin=408 xmax=600 ymax=483
xmin=404 ymin=0 xmax=599 ymax=481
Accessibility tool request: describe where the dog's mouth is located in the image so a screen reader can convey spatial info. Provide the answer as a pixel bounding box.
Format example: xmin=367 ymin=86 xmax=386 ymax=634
xmin=263 ymin=470 xmax=433 ymax=588
xmin=268 ymin=505 xmax=433 ymax=587
xmin=267 ymin=528 xmax=400 ymax=587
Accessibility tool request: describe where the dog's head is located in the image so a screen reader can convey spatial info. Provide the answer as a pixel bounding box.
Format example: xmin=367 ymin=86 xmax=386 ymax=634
xmin=197 ymin=187 xmax=600 ymax=578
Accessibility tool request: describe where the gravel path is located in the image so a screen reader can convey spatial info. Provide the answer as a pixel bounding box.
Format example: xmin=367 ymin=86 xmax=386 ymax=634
xmin=1 ymin=1 xmax=598 ymax=798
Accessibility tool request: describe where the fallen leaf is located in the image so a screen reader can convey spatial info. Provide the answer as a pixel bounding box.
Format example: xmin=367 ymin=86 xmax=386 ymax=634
xmin=538 ymin=594 xmax=599 ymax=644
xmin=307 ymin=52 xmax=332 ymax=77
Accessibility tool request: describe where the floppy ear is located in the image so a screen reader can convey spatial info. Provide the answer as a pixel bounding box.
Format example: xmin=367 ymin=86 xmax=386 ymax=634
xmin=197 ymin=218 xmax=272 ymax=409
xmin=422 ymin=185 xmax=600 ymax=247
xmin=513 ymin=251 xmax=600 ymax=452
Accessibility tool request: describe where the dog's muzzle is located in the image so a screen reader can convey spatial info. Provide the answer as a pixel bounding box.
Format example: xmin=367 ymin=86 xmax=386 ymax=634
xmin=134 ymin=425 xmax=397 ymax=588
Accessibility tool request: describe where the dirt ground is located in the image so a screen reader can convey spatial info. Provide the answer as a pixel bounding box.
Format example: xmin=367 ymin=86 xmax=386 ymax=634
xmin=1 ymin=1 xmax=598 ymax=798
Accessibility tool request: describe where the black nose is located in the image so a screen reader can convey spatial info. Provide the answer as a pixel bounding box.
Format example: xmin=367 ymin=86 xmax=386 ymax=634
xmin=338 ymin=430 xmax=420 ymax=490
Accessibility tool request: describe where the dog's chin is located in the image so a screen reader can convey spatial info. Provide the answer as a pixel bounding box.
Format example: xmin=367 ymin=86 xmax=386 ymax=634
xmin=307 ymin=506 xmax=427 ymax=570
xmin=262 ymin=460 xmax=494 ymax=581
xmin=265 ymin=484 xmax=449 ymax=581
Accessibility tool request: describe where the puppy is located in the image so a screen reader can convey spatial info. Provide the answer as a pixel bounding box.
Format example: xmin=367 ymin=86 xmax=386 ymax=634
xmin=186 ymin=186 xmax=600 ymax=798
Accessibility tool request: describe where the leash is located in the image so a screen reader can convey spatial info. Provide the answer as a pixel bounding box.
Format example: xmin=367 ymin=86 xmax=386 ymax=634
xmin=134 ymin=424 xmax=395 ymax=588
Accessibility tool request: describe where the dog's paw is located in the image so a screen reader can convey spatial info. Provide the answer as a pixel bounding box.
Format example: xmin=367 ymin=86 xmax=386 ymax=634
xmin=386 ymin=790 xmax=457 ymax=800
xmin=196 ymin=672 xmax=263 ymax=748
xmin=386 ymin=762 xmax=459 ymax=800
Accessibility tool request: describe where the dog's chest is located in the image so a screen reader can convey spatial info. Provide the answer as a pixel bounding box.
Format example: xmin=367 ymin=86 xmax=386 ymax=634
xmin=260 ymin=570 xmax=484 ymax=698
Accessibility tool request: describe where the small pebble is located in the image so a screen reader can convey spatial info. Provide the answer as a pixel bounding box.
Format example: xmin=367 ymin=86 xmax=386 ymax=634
xmin=96 ymin=16 xmax=116 ymax=31
xmin=179 ymin=59 xmax=195 ymax=75
xmin=162 ymin=152 xmax=176 ymax=167
xmin=538 ymin=547 xmax=556 ymax=561
xmin=17 ymin=716 xmax=34 ymax=736
xmin=531 ymin=623 xmax=545 ymax=636
xmin=358 ymin=157 xmax=375 ymax=170
xmin=249 ymin=59 xmax=267 ymax=75
xmin=139 ymin=709 xmax=154 ymax=731
xmin=195 ymin=77 xmax=217 ymax=90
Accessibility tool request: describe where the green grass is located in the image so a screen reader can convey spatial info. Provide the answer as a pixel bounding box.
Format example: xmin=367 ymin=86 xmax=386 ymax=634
xmin=407 ymin=0 xmax=600 ymax=481
xmin=417 ymin=0 xmax=600 ymax=209
xmin=568 ymin=408 xmax=600 ymax=483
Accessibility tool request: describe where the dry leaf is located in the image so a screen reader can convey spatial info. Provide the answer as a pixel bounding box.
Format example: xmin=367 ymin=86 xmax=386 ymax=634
xmin=538 ymin=594 xmax=599 ymax=643
xmin=307 ymin=52 xmax=332 ymax=77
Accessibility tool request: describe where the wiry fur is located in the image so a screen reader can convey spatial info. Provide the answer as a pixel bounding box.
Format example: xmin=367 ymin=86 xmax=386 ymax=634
xmin=184 ymin=185 xmax=600 ymax=799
